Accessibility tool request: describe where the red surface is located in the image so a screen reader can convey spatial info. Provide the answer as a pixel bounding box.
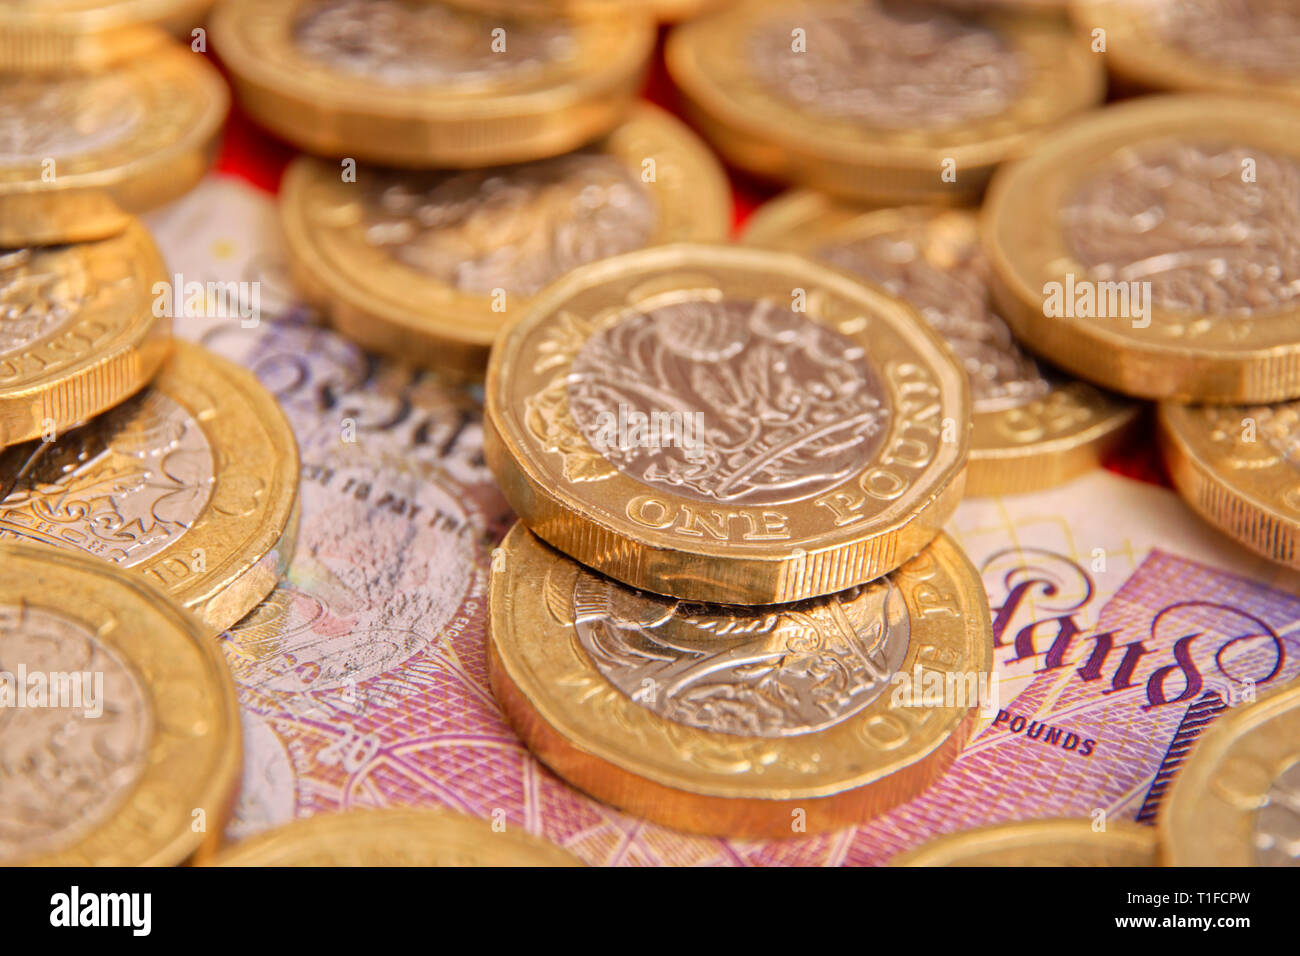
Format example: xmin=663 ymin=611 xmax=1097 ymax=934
xmin=205 ymin=40 xmax=1168 ymax=489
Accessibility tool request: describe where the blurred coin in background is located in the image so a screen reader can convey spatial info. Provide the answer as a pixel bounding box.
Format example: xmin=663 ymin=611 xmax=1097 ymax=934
xmin=0 ymin=341 xmax=301 ymax=633
xmin=280 ymin=105 xmax=730 ymax=376
xmin=1075 ymin=0 xmax=1300 ymax=104
xmin=984 ymin=94 xmax=1300 ymax=404
xmin=211 ymin=0 xmax=654 ymax=168
xmin=0 ymin=0 xmax=213 ymax=72
xmin=667 ymin=0 xmax=1103 ymax=204
xmin=891 ymin=818 xmax=1159 ymax=866
xmin=0 ymin=220 xmax=171 ymax=447
xmin=212 ymin=809 xmax=583 ymax=865
xmin=0 ymin=43 xmax=228 ymax=245
xmin=1158 ymin=400 xmax=1300 ymax=572
xmin=744 ymin=195 xmax=1138 ymax=496
xmin=485 ymin=243 xmax=970 ymax=604
xmin=439 ymin=0 xmax=732 ymax=24
xmin=488 ymin=523 xmax=992 ymax=839
xmin=0 ymin=542 xmax=240 ymax=866
xmin=1162 ymin=682 xmax=1300 ymax=866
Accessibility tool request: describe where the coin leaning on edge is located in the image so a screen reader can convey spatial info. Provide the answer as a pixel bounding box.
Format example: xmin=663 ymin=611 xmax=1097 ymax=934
xmin=210 ymin=0 xmax=655 ymax=168
xmin=279 ymin=104 xmax=732 ymax=377
xmin=0 ymin=220 xmax=172 ymax=448
xmin=0 ymin=43 xmax=229 ymax=246
xmin=1073 ymin=0 xmax=1300 ymax=106
xmin=666 ymin=0 xmax=1104 ymax=204
xmin=983 ymin=93 xmax=1300 ymax=404
xmin=488 ymin=522 xmax=993 ymax=839
xmin=742 ymin=193 xmax=1139 ymax=496
xmin=484 ymin=242 xmax=971 ymax=605
xmin=0 ymin=340 xmax=301 ymax=633
xmin=0 ymin=542 xmax=241 ymax=866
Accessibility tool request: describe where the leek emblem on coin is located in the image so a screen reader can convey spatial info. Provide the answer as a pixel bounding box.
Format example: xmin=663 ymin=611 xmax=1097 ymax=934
xmin=0 ymin=543 xmax=240 ymax=866
xmin=280 ymin=106 xmax=730 ymax=374
xmin=984 ymin=94 xmax=1300 ymax=403
xmin=667 ymin=0 xmax=1103 ymax=203
xmin=0 ymin=45 xmax=228 ymax=246
xmin=0 ymin=341 xmax=300 ymax=633
xmin=212 ymin=0 xmax=654 ymax=167
xmin=485 ymin=243 xmax=970 ymax=604
xmin=0 ymin=221 xmax=171 ymax=447
xmin=489 ymin=523 xmax=992 ymax=838
xmin=744 ymin=196 xmax=1137 ymax=495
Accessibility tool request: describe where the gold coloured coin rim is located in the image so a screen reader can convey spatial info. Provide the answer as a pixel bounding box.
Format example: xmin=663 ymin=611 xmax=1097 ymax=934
xmin=1161 ymin=681 xmax=1300 ymax=866
xmin=890 ymin=817 xmax=1159 ymax=866
xmin=0 ymin=44 xmax=228 ymax=194
xmin=278 ymin=104 xmax=732 ymax=366
xmin=141 ymin=341 xmax=301 ymax=630
xmin=1157 ymin=401 xmax=1300 ymax=571
xmin=1072 ymin=0 xmax=1300 ymax=104
xmin=210 ymin=808 xmax=583 ymax=866
xmin=0 ymin=220 xmax=172 ymax=447
xmin=983 ymin=94 xmax=1300 ymax=400
xmin=1 ymin=541 xmax=241 ymax=866
xmin=0 ymin=1 xmax=214 ymax=71
xmin=742 ymin=191 xmax=1139 ymax=494
xmin=211 ymin=0 xmax=655 ymax=122
xmin=0 ymin=0 xmax=212 ymax=28
xmin=1 ymin=341 xmax=301 ymax=632
xmin=488 ymin=523 xmax=992 ymax=806
xmin=485 ymin=241 xmax=970 ymax=603
xmin=665 ymin=0 xmax=1105 ymax=168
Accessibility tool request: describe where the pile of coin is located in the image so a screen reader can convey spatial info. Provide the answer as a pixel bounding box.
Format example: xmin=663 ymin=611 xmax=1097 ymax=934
xmin=5 ymin=0 xmax=1300 ymax=867
xmin=481 ymin=239 xmax=995 ymax=838
xmin=0 ymin=1 xmax=305 ymax=865
xmin=213 ymin=0 xmax=730 ymax=377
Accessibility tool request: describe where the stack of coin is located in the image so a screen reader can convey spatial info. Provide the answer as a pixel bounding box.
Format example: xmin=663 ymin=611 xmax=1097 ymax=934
xmin=980 ymin=91 xmax=1300 ymax=570
xmin=483 ymin=242 xmax=995 ymax=838
xmin=1 ymin=5 xmax=299 ymax=634
xmin=0 ymin=4 xmax=305 ymax=864
xmin=213 ymin=0 xmax=732 ymax=377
